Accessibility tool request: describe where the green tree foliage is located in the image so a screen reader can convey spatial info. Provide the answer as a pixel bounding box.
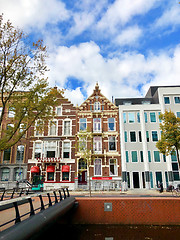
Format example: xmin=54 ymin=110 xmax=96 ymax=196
xmin=0 ymin=15 xmax=63 ymax=151
xmin=156 ymin=110 xmax=180 ymax=167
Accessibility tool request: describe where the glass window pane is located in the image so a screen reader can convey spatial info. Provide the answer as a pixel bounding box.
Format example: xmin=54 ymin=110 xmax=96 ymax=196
xmin=164 ymin=97 xmax=170 ymax=104
xmin=154 ymin=151 xmax=160 ymax=162
xmin=126 ymin=151 xmax=129 ymax=163
xmin=152 ymin=131 xmax=158 ymax=141
xmin=171 ymin=151 xmax=177 ymax=162
xmin=150 ymin=112 xmax=156 ymax=122
xmin=132 ymin=151 xmax=138 ymax=162
xmin=3 ymin=149 xmax=11 ymax=162
xmin=176 ymin=112 xmax=180 ymax=118
xmin=124 ymin=131 xmax=127 ymax=142
xmin=140 ymin=151 xmax=143 ymax=162
xmin=148 ymin=151 xmax=151 ymax=162
xmin=109 ymin=159 xmax=117 ymax=176
xmin=128 ymin=112 xmax=135 ymax=123
xmin=175 ymin=97 xmax=180 ymax=104
xmin=63 ymin=142 xmax=70 ymax=158
xmin=94 ymin=159 xmax=102 ymax=176
xmin=108 ymin=118 xmax=115 ymax=131
xmin=123 ymin=113 xmax=126 ymax=123
xmin=144 ymin=112 xmax=148 ymax=123
xmin=1 ymin=168 xmax=10 ymax=181
xmin=80 ymin=118 xmax=87 ymax=131
xmin=130 ymin=132 xmax=136 ymax=142
xmin=64 ymin=121 xmax=70 ymax=135
xmin=146 ymin=131 xmax=149 ymax=142
xmin=109 ymin=136 xmax=116 ymax=151
xmin=16 ymin=145 xmax=24 ymax=162
xmin=137 ymin=112 xmax=140 ymax=123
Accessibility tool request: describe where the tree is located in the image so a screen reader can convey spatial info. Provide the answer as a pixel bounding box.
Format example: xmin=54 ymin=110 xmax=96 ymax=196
xmin=0 ymin=15 xmax=63 ymax=151
xmin=156 ymin=110 xmax=180 ymax=168
xmin=77 ymin=129 xmax=93 ymax=196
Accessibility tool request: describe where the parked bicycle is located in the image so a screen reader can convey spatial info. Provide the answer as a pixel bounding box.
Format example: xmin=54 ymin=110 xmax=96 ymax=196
xmin=172 ymin=184 xmax=180 ymax=197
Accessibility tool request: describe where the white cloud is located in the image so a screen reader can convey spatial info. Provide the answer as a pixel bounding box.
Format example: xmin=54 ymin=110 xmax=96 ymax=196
xmin=114 ymin=25 xmax=142 ymax=46
xmin=0 ymin=0 xmax=70 ymax=30
xmin=47 ymin=41 xmax=180 ymax=105
xmin=97 ymin=0 xmax=157 ymax=32
xmin=154 ymin=3 xmax=180 ymax=28
xmin=64 ymin=88 xmax=85 ymax=106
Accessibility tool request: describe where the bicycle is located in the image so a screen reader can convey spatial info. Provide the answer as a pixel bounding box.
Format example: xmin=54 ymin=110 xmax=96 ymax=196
xmin=172 ymin=187 xmax=180 ymax=197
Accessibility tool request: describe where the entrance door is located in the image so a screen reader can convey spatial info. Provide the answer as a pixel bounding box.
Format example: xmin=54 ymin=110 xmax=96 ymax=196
xmin=133 ymin=172 xmax=140 ymax=188
xmin=156 ymin=172 xmax=162 ymax=187
xmin=78 ymin=171 xmax=87 ymax=185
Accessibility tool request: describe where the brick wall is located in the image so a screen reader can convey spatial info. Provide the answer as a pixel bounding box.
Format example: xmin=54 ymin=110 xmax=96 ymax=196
xmin=72 ymin=197 xmax=180 ymax=225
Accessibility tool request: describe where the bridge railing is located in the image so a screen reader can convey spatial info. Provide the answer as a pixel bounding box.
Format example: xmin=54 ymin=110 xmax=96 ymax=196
xmin=0 ymin=188 xmax=70 ymax=231
xmin=0 ymin=187 xmax=32 ymax=201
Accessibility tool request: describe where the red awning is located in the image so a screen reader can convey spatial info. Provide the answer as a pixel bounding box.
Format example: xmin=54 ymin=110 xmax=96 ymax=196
xmin=46 ymin=165 xmax=55 ymax=172
xmin=31 ymin=166 xmax=40 ymax=173
xmin=62 ymin=165 xmax=70 ymax=172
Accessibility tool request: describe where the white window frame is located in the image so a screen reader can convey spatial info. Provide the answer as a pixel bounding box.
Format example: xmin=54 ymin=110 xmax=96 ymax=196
xmin=108 ymin=118 xmax=115 ymax=131
xmin=94 ymin=159 xmax=102 ymax=176
xmin=93 ymin=137 xmax=102 ymax=153
xmin=94 ymin=102 xmax=101 ymax=111
xmin=108 ymin=136 xmax=116 ymax=151
xmin=79 ymin=118 xmax=87 ymax=131
xmin=93 ymin=118 xmax=101 ymax=133
xmin=34 ymin=120 xmax=44 ymax=136
xmin=48 ymin=120 xmax=58 ymax=136
xmin=62 ymin=140 xmax=71 ymax=159
xmin=109 ymin=159 xmax=118 ymax=176
xmin=8 ymin=107 xmax=15 ymax=118
xmin=63 ymin=119 xmax=72 ymax=136
xmin=34 ymin=141 xmax=42 ymax=159
xmin=44 ymin=141 xmax=59 ymax=158
xmin=56 ymin=106 xmax=62 ymax=116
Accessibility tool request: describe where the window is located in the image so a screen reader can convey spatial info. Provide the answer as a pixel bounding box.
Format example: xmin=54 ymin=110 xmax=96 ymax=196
xmin=56 ymin=106 xmax=62 ymax=116
xmin=137 ymin=112 xmax=140 ymax=123
xmin=126 ymin=151 xmax=129 ymax=163
xmin=64 ymin=120 xmax=71 ymax=135
xmin=146 ymin=131 xmax=149 ymax=142
xmin=14 ymin=168 xmax=23 ymax=181
xmin=35 ymin=120 xmax=43 ymax=136
xmin=163 ymin=154 xmax=166 ymax=162
xmin=172 ymin=163 xmax=179 ymax=180
xmin=150 ymin=172 xmax=153 ymax=188
xmin=138 ymin=131 xmax=142 ymax=142
xmin=154 ymin=151 xmax=160 ymax=162
xmin=144 ymin=112 xmax=148 ymax=123
xmin=79 ymin=118 xmax=87 ymax=131
xmin=63 ymin=142 xmax=70 ymax=159
xmin=174 ymin=96 xmax=180 ymax=104
xmin=93 ymin=118 xmax=101 ymax=132
xmin=131 ymin=151 xmax=138 ymax=162
xmin=158 ymin=112 xmax=162 ymax=122
xmin=128 ymin=112 xmax=135 ymax=123
xmin=44 ymin=141 xmax=57 ymax=158
xmin=94 ymin=159 xmax=102 ymax=176
xmin=171 ymin=151 xmax=177 ymax=162
xmin=62 ymin=172 xmax=69 ymax=181
xmin=152 ymin=131 xmax=158 ymax=141
xmin=93 ymin=137 xmax=102 ymax=153
xmin=94 ymin=102 xmax=100 ymax=111
xmin=79 ymin=137 xmax=86 ymax=151
xmin=123 ymin=113 xmax=126 ymax=123
xmin=3 ymin=149 xmax=11 ymax=162
xmin=176 ymin=112 xmax=180 ymax=118
xmin=34 ymin=142 xmax=42 ymax=159
xmin=109 ymin=159 xmax=117 ymax=176
xmin=49 ymin=120 xmax=57 ymax=136
xmin=148 ymin=151 xmax=151 ymax=162
xmin=1 ymin=168 xmax=10 ymax=181
xmin=109 ymin=136 xmax=116 ymax=151
xmin=16 ymin=145 xmax=24 ymax=162
xmin=140 ymin=151 xmax=144 ymax=162
xmin=150 ymin=112 xmax=156 ymax=122
xmin=130 ymin=131 xmax=136 ymax=142
xmin=108 ymin=118 xmax=115 ymax=131
xmin=47 ymin=172 xmax=54 ymax=181
xmin=124 ymin=131 xmax=127 ymax=142
xmin=164 ymin=97 xmax=170 ymax=104
xmin=8 ymin=107 xmax=15 ymax=118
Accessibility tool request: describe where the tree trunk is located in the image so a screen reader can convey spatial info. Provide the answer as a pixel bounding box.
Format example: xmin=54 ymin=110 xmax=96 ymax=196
xmin=175 ymin=146 xmax=180 ymax=169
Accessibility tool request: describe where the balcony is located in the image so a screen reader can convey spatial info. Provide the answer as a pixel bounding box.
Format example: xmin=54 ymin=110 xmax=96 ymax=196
xmin=36 ymin=157 xmax=61 ymax=163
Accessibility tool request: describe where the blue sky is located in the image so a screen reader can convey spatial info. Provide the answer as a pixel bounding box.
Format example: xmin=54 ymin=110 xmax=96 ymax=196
xmin=1 ymin=0 xmax=180 ymax=105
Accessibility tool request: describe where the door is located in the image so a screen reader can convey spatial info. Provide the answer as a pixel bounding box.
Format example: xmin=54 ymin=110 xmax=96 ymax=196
xmin=133 ymin=172 xmax=140 ymax=188
xmin=78 ymin=171 xmax=87 ymax=185
xmin=156 ymin=172 xmax=162 ymax=187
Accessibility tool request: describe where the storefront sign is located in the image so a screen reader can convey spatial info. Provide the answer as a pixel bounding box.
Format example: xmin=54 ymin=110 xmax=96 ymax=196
xmin=92 ymin=177 xmax=112 ymax=180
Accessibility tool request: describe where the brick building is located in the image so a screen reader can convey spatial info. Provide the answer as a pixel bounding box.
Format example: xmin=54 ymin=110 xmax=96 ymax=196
xmin=27 ymin=91 xmax=76 ymax=190
xmin=75 ymin=83 xmax=121 ymax=190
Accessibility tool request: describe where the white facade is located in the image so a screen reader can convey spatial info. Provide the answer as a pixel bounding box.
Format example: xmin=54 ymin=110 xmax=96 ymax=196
xmin=116 ymin=86 xmax=180 ymax=190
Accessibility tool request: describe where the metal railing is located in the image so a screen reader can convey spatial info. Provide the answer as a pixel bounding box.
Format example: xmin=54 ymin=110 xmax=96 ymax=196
xmin=0 ymin=187 xmax=32 ymax=201
xmin=0 ymin=188 xmax=70 ymax=230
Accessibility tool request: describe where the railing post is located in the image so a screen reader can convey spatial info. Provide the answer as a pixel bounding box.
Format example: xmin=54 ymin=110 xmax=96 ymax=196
xmin=19 ymin=188 xmax=24 ymax=197
xmin=62 ymin=188 xmax=66 ymax=199
xmin=26 ymin=188 xmax=29 ymax=195
xmin=28 ymin=198 xmax=35 ymax=216
xmin=53 ymin=191 xmax=58 ymax=203
xmin=47 ymin=193 xmax=52 ymax=207
xmin=39 ymin=195 xmax=45 ymax=211
xmin=11 ymin=189 xmax=15 ymax=199
xmin=14 ymin=202 xmax=21 ymax=224
xmin=59 ymin=190 xmax=62 ymax=201
xmin=1 ymin=189 xmax=5 ymax=201
xmin=66 ymin=188 xmax=70 ymax=197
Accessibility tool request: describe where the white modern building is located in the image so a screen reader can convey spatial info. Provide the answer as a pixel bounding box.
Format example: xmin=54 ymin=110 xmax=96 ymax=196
xmin=115 ymin=86 xmax=180 ymax=190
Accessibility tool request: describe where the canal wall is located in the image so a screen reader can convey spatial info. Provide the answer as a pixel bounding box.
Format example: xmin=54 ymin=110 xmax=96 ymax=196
xmin=72 ymin=197 xmax=180 ymax=225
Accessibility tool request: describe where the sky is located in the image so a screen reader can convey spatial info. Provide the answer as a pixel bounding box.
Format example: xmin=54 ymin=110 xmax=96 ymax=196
xmin=1 ymin=0 xmax=180 ymax=105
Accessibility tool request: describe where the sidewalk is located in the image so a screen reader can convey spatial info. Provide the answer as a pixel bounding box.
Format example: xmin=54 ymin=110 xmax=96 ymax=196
xmin=70 ymin=189 xmax=174 ymax=197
